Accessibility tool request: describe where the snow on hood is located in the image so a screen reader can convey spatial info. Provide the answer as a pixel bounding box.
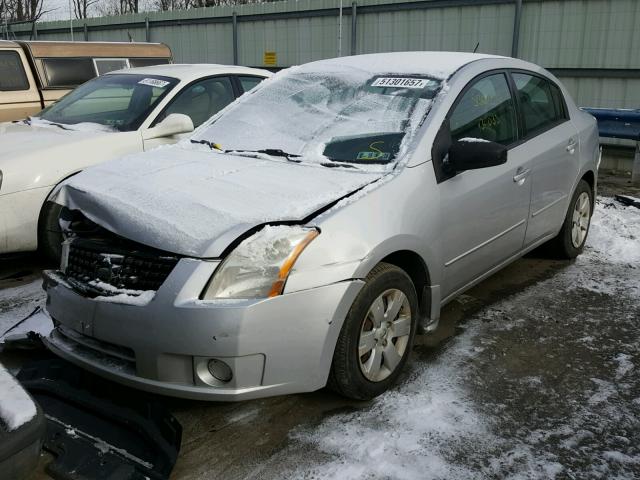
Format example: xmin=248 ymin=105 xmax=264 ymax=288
xmin=55 ymin=145 xmax=382 ymax=257
xmin=0 ymin=121 xmax=112 ymax=161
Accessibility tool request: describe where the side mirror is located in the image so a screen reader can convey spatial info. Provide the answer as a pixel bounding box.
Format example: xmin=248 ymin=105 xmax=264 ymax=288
xmin=446 ymin=138 xmax=507 ymax=173
xmin=142 ymin=113 xmax=194 ymax=140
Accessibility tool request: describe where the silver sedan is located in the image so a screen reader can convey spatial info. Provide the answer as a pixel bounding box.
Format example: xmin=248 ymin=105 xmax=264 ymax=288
xmin=41 ymin=52 xmax=599 ymax=401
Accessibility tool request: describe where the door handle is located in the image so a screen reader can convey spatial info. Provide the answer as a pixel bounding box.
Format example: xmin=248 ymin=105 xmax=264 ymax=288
xmin=566 ymin=139 xmax=577 ymax=154
xmin=513 ymin=167 xmax=531 ymax=184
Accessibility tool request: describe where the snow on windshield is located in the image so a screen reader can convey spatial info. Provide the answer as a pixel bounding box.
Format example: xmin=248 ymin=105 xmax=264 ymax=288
xmin=193 ymin=66 xmax=441 ymax=171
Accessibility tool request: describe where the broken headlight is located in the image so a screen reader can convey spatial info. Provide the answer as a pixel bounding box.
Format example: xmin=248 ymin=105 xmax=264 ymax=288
xmin=202 ymin=225 xmax=319 ymax=300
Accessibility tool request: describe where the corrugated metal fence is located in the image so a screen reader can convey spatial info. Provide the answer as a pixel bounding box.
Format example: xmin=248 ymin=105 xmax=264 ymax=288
xmin=5 ymin=0 xmax=640 ymax=111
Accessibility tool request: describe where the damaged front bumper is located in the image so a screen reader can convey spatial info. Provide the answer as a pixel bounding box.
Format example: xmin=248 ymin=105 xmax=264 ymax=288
xmin=41 ymin=260 xmax=363 ymax=401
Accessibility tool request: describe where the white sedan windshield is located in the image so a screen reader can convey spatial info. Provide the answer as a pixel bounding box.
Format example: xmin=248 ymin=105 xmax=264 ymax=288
xmin=193 ymin=67 xmax=441 ymax=170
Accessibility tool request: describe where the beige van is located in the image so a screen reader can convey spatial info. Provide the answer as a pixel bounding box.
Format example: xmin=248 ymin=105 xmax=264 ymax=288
xmin=0 ymin=40 xmax=172 ymax=122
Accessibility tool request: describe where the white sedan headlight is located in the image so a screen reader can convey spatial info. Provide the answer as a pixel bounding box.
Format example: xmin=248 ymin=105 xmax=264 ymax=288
xmin=202 ymin=225 xmax=319 ymax=300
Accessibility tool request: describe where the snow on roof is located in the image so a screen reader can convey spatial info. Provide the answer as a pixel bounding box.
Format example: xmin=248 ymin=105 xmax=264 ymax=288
xmin=0 ymin=363 xmax=36 ymax=432
xmin=109 ymin=63 xmax=272 ymax=82
xmin=294 ymin=51 xmax=503 ymax=79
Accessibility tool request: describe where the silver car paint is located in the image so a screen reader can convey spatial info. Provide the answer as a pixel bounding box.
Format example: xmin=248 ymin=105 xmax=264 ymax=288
xmin=43 ymin=55 xmax=599 ymax=400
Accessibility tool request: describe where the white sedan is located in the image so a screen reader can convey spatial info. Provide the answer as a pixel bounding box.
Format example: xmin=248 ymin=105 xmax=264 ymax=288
xmin=0 ymin=64 xmax=270 ymax=259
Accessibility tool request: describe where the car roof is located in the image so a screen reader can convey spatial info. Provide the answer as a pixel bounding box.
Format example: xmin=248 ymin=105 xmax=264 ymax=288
xmin=295 ymin=51 xmax=505 ymax=80
xmin=108 ymin=63 xmax=272 ymax=82
xmin=0 ymin=40 xmax=19 ymax=48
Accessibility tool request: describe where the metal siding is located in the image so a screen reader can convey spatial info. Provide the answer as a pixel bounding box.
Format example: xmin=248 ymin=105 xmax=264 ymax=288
xmin=5 ymin=0 xmax=640 ymax=109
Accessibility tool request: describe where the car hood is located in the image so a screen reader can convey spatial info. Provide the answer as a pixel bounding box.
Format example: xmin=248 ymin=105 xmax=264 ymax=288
xmin=0 ymin=122 xmax=114 ymax=159
xmin=55 ymin=145 xmax=383 ymax=258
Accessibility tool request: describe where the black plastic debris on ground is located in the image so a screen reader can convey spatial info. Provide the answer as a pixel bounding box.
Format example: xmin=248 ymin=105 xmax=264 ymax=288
xmin=17 ymin=359 xmax=182 ymax=480
xmin=615 ymin=194 xmax=640 ymax=209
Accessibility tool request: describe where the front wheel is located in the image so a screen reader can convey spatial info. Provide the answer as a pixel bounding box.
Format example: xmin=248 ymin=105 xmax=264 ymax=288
xmin=328 ymin=263 xmax=418 ymax=400
xmin=547 ymin=179 xmax=593 ymax=259
xmin=38 ymin=200 xmax=64 ymax=264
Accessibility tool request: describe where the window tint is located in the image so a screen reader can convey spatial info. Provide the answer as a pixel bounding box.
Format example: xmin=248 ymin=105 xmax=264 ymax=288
xmin=512 ymin=73 xmax=564 ymax=135
xmin=94 ymin=58 xmax=129 ymax=75
xmin=129 ymin=58 xmax=170 ymax=68
xmin=449 ymin=73 xmax=517 ymax=145
xmin=159 ymin=76 xmax=235 ymax=128
xmin=43 ymin=58 xmax=96 ymax=87
xmin=0 ymin=51 xmax=29 ymax=91
xmin=238 ymin=76 xmax=264 ymax=93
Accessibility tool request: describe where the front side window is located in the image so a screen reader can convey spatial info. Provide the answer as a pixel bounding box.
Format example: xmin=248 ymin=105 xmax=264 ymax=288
xmin=449 ymin=73 xmax=517 ymax=145
xmin=37 ymin=73 xmax=178 ymax=131
xmin=157 ymin=76 xmax=235 ymax=128
xmin=0 ymin=51 xmax=29 ymax=91
xmin=192 ymin=69 xmax=441 ymax=171
xmin=42 ymin=58 xmax=96 ymax=87
xmin=512 ymin=73 xmax=564 ymax=135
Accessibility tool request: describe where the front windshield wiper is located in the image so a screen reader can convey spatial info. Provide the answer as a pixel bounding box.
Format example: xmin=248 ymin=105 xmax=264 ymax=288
xmin=190 ymin=139 xmax=223 ymax=151
xmin=192 ymin=141 xmax=302 ymax=163
xmin=320 ymin=162 xmax=359 ymax=169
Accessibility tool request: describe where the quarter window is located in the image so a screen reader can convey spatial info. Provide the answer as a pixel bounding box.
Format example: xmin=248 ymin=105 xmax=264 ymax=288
xmin=449 ymin=73 xmax=517 ymax=145
xmin=512 ymin=73 xmax=565 ymax=135
xmin=158 ymin=76 xmax=235 ymax=128
xmin=94 ymin=58 xmax=129 ymax=75
xmin=238 ymin=76 xmax=264 ymax=93
xmin=0 ymin=51 xmax=29 ymax=91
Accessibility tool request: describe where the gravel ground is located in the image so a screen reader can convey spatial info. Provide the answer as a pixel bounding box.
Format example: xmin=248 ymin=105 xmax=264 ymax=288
xmin=0 ymin=185 xmax=638 ymax=480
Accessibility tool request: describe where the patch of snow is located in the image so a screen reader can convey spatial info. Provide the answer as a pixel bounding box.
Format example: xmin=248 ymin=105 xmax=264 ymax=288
xmin=88 ymin=281 xmax=156 ymax=306
xmin=0 ymin=363 xmax=36 ymax=431
xmin=459 ymin=137 xmax=491 ymax=143
xmin=30 ymin=116 xmax=116 ymax=133
xmin=614 ymin=353 xmax=634 ymax=380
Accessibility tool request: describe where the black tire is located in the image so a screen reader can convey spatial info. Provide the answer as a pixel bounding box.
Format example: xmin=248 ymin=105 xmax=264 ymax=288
xmin=38 ymin=200 xmax=64 ymax=264
xmin=328 ymin=262 xmax=418 ymax=400
xmin=546 ymin=179 xmax=593 ymax=259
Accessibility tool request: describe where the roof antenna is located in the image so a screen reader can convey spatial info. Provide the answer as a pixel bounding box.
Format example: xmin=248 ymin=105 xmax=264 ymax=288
xmin=473 ymin=42 xmax=480 ymax=53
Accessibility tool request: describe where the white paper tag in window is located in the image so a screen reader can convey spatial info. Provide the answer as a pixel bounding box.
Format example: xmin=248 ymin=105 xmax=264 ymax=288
xmin=371 ymin=77 xmax=430 ymax=89
xmin=138 ymin=78 xmax=170 ymax=88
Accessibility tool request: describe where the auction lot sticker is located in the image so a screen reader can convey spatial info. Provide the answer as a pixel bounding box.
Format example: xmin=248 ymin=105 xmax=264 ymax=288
xmin=371 ymin=77 xmax=430 ymax=89
xmin=138 ymin=78 xmax=171 ymax=88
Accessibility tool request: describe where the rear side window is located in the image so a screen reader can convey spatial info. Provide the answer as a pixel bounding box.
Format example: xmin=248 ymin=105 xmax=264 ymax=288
xmin=449 ymin=73 xmax=518 ymax=145
xmin=94 ymin=58 xmax=129 ymax=75
xmin=512 ymin=73 xmax=565 ymax=135
xmin=238 ymin=76 xmax=265 ymax=93
xmin=0 ymin=51 xmax=29 ymax=91
xmin=129 ymin=58 xmax=171 ymax=68
xmin=43 ymin=58 xmax=96 ymax=88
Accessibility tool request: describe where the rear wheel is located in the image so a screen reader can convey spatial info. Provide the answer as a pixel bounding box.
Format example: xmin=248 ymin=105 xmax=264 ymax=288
xmin=329 ymin=263 xmax=418 ymax=400
xmin=547 ymin=179 xmax=593 ymax=259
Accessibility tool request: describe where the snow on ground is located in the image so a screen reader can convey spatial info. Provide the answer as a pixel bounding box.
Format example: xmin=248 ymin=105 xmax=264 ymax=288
xmin=0 ymin=362 xmax=36 ymax=431
xmin=264 ymin=199 xmax=640 ymax=479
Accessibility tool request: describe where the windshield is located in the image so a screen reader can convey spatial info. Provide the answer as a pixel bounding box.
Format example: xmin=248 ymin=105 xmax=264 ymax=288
xmin=38 ymin=74 xmax=179 ymax=132
xmin=192 ymin=68 xmax=441 ymax=170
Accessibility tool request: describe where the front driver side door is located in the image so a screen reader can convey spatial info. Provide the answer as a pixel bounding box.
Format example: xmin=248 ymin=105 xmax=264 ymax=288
xmin=435 ymin=72 xmax=533 ymax=299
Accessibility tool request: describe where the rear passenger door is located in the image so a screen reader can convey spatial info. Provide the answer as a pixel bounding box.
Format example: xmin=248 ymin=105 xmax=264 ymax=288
xmin=510 ymin=72 xmax=579 ymax=246
xmin=435 ymin=72 xmax=533 ymax=298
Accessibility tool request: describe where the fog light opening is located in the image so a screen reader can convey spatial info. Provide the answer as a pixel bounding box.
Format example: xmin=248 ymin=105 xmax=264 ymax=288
xmin=207 ymin=359 xmax=233 ymax=383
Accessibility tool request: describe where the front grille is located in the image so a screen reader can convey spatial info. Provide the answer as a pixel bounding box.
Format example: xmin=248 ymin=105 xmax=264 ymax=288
xmin=65 ymin=238 xmax=179 ymax=295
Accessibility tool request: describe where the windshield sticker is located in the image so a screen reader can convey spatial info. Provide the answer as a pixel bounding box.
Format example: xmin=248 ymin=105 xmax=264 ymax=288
xmin=356 ymin=141 xmax=391 ymax=161
xmin=371 ymin=77 xmax=431 ymax=89
xmin=138 ymin=78 xmax=170 ymax=88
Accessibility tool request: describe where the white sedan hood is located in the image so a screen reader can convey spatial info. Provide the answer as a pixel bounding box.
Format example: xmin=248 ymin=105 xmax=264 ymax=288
xmin=56 ymin=145 xmax=382 ymax=258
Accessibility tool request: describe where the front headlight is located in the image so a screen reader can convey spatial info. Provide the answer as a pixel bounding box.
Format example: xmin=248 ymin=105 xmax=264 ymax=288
xmin=202 ymin=225 xmax=319 ymax=300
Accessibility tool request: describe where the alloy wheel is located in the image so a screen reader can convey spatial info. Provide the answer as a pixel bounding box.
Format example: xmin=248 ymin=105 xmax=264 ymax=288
xmin=571 ymin=192 xmax=591 ymax=248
